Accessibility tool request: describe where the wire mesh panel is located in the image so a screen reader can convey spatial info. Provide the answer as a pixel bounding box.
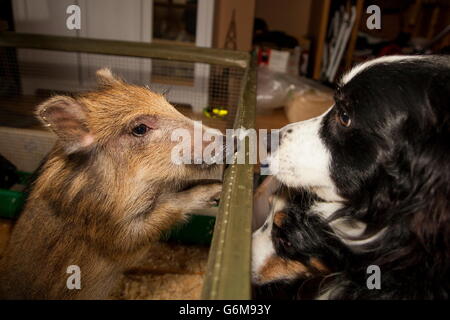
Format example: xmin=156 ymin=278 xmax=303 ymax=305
xmin=0 ymin=47 xmax=244 ymax=133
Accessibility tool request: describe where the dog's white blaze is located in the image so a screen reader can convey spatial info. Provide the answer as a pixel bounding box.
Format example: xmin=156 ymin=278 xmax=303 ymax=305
xmin=341 ymin=55 xmax=425 ymax=85
xmin=268 ymin=106 xmax=342 ymax=202
xmin=251 ymin=195 xmax=286 ymax=283
xmin=251 ymin=226 xmax=275 ymax=281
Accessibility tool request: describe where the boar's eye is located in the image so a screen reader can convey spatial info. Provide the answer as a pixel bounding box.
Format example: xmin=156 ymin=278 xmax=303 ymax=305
xmin=132 ymin=124 xmax=150 ymax=137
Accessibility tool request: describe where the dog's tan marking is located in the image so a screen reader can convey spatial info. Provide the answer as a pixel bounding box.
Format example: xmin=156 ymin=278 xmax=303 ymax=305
xmin=273 ymin=211 xmax=287 ymax=228
xmin=309 ymin=257 xmax=330 ymax=273
xmin=258 ymin=256 xmax=309 ymax=283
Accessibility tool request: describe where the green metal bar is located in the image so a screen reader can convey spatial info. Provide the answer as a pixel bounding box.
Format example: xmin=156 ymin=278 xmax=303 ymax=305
xmin=0 ymin=32 xmax=249 ymax=69
xmin=202 ymin=53 xmax=256 ymax=300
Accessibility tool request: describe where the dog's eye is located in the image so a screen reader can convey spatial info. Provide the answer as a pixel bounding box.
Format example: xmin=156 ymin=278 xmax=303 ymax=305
xmin=132 ymin=124 xmax=149 ymax=137
xmin=337 ymin=111 xmax=351 ymax=127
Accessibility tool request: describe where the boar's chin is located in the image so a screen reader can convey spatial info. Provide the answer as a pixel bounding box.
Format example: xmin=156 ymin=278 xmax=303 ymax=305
xmin=186 ymin=162 xmax=224 ymax=180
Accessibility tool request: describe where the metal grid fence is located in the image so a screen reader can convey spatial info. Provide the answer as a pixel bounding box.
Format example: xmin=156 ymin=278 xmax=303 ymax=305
xmin=0 ymin=46 xmax=245 ymax=133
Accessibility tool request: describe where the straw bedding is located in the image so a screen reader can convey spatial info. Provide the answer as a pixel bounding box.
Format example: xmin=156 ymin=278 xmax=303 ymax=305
xmin=110 ymin=241 xmax=209 ymax=300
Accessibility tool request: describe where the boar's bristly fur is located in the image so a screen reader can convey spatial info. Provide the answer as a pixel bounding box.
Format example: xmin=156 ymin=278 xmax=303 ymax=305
xmin=0 ymin=69 xmax=223 ymax=299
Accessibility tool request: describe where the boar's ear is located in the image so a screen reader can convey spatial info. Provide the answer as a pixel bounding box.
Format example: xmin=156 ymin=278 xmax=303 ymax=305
xmin=36 ymin=96 xmax=94 ymax=154
xmin=96 ymin=68 xmax=121 ymax=87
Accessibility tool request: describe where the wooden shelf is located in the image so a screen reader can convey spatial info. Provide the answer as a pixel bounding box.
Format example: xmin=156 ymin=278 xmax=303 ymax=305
xmin=309 ymin=0 xmax=332 ymax=80
xmin=308 ymin=0 xmax=365 ymax=81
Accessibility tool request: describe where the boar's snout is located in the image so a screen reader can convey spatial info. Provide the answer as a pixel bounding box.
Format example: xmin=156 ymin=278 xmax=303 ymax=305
xmin=190 ymin=127 xmax=238 ymax=166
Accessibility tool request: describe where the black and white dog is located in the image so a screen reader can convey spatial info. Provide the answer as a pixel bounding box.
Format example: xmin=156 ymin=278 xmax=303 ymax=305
xmin=252 ymin=55 xmax=450 ymax=299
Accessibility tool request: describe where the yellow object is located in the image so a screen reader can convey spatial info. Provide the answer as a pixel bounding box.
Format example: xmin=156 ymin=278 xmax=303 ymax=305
xmin=203 ymin=107 xmax=229 ymax=118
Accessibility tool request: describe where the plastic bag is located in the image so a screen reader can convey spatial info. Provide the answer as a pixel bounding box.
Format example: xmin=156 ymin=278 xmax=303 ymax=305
xmin=256 ymin=66 xmax=334 ymax=117
xmin=256 ymin=66 xmax=314 ymax=112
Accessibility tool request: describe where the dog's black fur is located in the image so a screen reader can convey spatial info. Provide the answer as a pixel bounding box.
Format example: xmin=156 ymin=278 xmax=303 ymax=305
xmin=255 ymin=56 xmax=450 ymax=299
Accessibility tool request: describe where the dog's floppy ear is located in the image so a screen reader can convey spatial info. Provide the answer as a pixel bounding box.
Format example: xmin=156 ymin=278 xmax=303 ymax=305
xmin=408 ymin=148 xmax=450 ymax=255
xmin=410 ymin=188 xmax=449 ymax=250
xmin=255 ymin=255 xmax=309 ymax=284
xmin=36 ymin=96 xmax=94 ymax=154
xmin=410 ymin=72 xmax=450 ymax=255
